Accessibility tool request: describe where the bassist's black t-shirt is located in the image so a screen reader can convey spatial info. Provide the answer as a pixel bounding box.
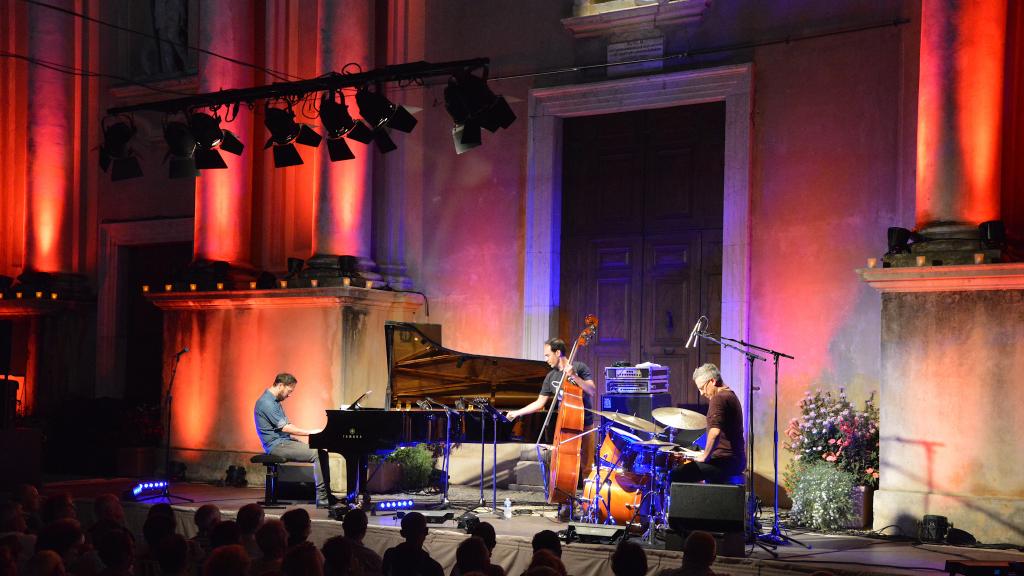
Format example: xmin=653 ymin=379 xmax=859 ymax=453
xmin=539 ymin=361 xmax=594 ymax=426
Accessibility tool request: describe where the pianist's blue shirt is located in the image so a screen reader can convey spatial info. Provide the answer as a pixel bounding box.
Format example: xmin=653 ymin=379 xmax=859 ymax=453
xmin=254 ymin=389 xmax=292 ymax=452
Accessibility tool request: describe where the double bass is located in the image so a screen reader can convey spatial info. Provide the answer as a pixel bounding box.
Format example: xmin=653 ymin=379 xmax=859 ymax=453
xmin=544 ymin=315 xmax=598 ymax=504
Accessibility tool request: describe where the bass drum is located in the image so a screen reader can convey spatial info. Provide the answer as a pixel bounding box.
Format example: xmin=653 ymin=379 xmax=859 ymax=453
xmin=580 ymin=468 xmax=648 ymax=525
xmin=597 ymin=427 xmax=641 ymax=470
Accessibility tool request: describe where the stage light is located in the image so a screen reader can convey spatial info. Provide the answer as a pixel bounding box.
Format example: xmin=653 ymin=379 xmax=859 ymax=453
xmin=123 ymin=479 xmax=170 ymax=501
xmin=375 ymin=499 xmax=414 ymax=512
xmin=99 ymin=116 xmax=143 ymax=181
xmin=320 ymin=90 xmax=374 ymax=162
xmin=264 ymin=103 xmax=323 ymax=168
xmin=886 ymin=227 xmax=913 ymax=255
xmin=189 ymin=112 xmax=244 ymax=170
xmin=355 ymin=87 xmax=416 ymax=153
xmin=444 ymin=70 xmax=516 ymax=154
xmin=163 ymin=120 xmax=199 ymax=179
xmin=979 ymin=220 xmax=1005 ymax=248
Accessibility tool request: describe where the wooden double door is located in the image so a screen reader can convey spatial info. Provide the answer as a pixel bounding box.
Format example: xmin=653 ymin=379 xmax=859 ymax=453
xmin=559 ymin=102 xmax=725 ymax=407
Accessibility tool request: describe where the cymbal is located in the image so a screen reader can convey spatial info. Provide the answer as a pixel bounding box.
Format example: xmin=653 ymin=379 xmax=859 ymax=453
xmin=634 ymin=438 xmax=678 ymax=448
xmin=586 ymin=408 xmax=664 ymax=433
xmin=651 ymin=407 xmax=708 ymax=431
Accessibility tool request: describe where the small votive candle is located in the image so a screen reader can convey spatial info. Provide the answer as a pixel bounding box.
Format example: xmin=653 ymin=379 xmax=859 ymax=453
xmin=973 ymin=253 xmax=985 ymax=265
xmin=15 ymin=292 xmax=22 ymax=299
xmin=164 ymin=284 xmax=173 ymax=292
xmin=310 ymin=279 xmax=319 ymax=288
xmin=866 ymin=258 xmax=878 ymax=268
xmin=279 ymin=280 xmax=288 ymax=289
xmin=365 ymin=280 xmax=374 ymax=289
xmin=189 ymin=283 xmax=197 ymax=291
xmin=915 ymin=255 xmax=927 ymax=267
xmin=216 ymin=282 xmax=224 ymax=290
xmin=50 ymin=293 xmax=57 ymax=300
xmin=142 ymin=285 xmax=150 ymax=293
xmin=342 ymin=277 xmax=351 ymax=287
xmin=249 ymin=281 xmax=257 ymax=289
xmin=35 ymin=291 xmax=43 ymax=299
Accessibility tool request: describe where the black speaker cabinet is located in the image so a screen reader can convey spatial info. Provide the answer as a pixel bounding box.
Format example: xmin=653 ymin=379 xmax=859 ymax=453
xmin=668 ymin=483 xmax=745 ymax=533
xmin=0 ymin=320 xmax=11 ymax=374
xmin=276 ymin=463 xmax=315 ymax=500
xmin=600 ymin=393 xmax=672 ymax=424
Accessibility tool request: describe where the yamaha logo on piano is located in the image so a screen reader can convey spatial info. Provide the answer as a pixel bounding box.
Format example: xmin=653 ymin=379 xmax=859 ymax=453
xmin=341 ymin=427 xmax=362 ymax=439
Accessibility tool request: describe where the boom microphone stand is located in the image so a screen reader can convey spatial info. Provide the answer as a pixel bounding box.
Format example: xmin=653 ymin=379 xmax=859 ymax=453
xmin=692 ymin=330 xmax=774 ymax=556
xmin=159 ymin=346 xmax=193 ymax=503
xmin=716 ymin=336 xmax=807 ymax=549
xmin=425 ymin=397 xmax=457 ymax=507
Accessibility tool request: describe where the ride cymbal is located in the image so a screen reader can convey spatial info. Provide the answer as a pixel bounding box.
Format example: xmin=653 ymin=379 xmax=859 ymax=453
xmin=651 ymin=407 xmax=708 ymax=431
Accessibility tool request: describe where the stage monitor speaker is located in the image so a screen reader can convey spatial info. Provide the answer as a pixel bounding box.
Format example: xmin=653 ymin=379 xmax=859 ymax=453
xmin=669 ymin=483 xmax=745 ymax=534
xmin=600 ymin=393 xmax=672 ymax=423
xmin=563 ymin=523 xmax=624 ymax=544
xmin=396 ymin=510 xmax=454 ymax=524
xmin=276 ymin=463 xmax=315 ymax=500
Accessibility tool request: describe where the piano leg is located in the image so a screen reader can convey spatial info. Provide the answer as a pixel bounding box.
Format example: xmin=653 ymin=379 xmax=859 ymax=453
xmin=345 ymin=455 xmax=369 ymax=503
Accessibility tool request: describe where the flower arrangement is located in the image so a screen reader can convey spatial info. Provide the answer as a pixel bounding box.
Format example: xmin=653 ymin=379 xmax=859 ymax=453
xmin=788 ymin=460 xmax=857 ymax=531
xmin=784 ymin=388 xmax=879 ymax=489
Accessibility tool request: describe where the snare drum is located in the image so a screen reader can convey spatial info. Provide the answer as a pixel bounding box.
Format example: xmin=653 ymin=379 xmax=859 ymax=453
xmin=580 ymin=468 xmax=648 ymax=525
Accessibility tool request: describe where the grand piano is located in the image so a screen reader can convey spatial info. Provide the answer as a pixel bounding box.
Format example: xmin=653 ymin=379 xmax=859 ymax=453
xmin=309 ymin=322 xmax=550 ymax=499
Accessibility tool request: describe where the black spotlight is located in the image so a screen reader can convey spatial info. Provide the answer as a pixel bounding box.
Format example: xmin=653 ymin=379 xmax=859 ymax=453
xmin=444 ymin=70 xmax=516 ymax=154
xmin=99 ymin=116 xmax=143 ymax=181
xmin=264 ymin=103 xmax=323 ymax=168
xmin=189 ymin=112 xmax=244 ymax=170
xmin=979 ymin=220 xmax=1005 ymax=248
xmin=320 ymin=90 xmax=375 ymax=162
xmin=355 ymin=87 xmax=416 ymax=153
xmin=887 ymin=227 xmax=913 ymax=255
xmin=163 ymin=121 xmax=199 ymax=178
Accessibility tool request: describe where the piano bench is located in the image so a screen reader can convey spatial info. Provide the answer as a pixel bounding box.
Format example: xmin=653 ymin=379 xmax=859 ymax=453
xmin=251 ymin=454 xmax=290 ymax=509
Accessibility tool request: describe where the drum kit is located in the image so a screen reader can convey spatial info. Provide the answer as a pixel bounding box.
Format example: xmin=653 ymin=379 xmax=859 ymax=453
xmin=577 ymin=406 xmax=708 ymax=540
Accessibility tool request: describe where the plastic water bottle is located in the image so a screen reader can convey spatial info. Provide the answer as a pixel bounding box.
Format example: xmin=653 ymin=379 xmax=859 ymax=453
xmin=503 ymin=497 xmax=513 ymax=519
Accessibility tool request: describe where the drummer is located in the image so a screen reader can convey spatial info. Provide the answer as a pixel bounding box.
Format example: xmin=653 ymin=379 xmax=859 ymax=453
xmin=669 ymin=363 xmax=746 ymax=484
xmin=507 ymin=338 xmax=597 ymax=480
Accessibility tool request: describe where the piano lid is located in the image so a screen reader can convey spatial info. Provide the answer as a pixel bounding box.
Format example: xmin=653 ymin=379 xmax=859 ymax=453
xmin=385 ymin=321 xmax=550 ymax=410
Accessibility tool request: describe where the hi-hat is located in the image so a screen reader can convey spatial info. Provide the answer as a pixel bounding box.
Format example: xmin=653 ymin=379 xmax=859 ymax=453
xmin=651 ymin=407 xmax=708 ymax=431
xmin=586 ymin=409 xmax=664 ymax=433
xmin=634 ymin=438 xmax=678 ymax=448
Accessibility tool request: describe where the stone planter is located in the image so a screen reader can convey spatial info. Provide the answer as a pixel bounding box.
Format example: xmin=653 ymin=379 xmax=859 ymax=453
xmin=366 ymin=461 xmax=401 ymax=493
xmin=848 ymin=485 xmax=874 ymax=529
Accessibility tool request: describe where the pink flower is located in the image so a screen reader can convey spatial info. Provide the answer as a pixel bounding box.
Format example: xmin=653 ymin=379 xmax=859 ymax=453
xmin=865 ymin=467 xmax=874 ymax=474
xmin=825 ymin=454 xmax=837 ymax=462
xmin=828 ymin=438 xmax=836 ymax=445
xmin=872 ymin=472 xmax=879 ymax=479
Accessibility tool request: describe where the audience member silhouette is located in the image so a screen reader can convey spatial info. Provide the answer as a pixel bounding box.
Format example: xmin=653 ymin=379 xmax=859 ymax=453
xmin=381 ymin=512 xmax=443 ymax=576
xmin=530 ymin=530 xmax=561 ymax=558
xmin=202 ymin=544 xmax=250 ymax=576
xmin=281 ymin=508 xmax=312 ymax=548
xmin=340 ymin=508 xmax=382 ymax=575
xmin=611 ymin=540 xmax=647 ymax=576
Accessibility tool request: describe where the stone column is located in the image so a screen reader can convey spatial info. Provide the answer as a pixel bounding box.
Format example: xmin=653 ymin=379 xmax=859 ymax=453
xmin=915 ymin=0 xmax=1007 ymax=232
xmin=25 ymin=0 xmax=75 ymax=276
xmin=193 ymin=2 xmax=255 ymax=270
xmin=308 ymin=0 xmax=380 ymax=285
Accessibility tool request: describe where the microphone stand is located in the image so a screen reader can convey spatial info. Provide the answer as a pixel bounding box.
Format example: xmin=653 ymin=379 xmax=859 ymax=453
xmin=716 ymin=336 xmax=807 ymax=549
xmin=425 ymin=398 xmax=457 ymax=508
xmin=693 ymin=330 xmax=774 ymax=557
xmin=157 ymin=349 xmax=193 ymax=503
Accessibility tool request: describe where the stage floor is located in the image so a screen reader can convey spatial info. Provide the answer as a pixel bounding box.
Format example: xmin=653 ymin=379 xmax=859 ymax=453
xmin=44 ymin=478 xmax=1024 ymax=576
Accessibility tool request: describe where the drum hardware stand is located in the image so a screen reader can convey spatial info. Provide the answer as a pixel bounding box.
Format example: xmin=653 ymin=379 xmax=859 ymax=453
xmin=716 ymin=337 xmax=808 ymax=550
xmin=692 ymin=330 xmax=776 ymax=556
xmin=582 ymin=431 xmax=627 ymax=526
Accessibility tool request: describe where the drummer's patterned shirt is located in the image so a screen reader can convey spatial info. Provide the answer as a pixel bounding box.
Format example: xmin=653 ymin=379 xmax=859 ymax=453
xmin=540 ymin=361 xmax=595 ymax=426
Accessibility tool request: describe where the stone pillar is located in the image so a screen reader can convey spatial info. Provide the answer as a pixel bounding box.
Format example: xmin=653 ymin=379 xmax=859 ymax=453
xmin=193 ymin=2 xmax=255 ymax=270
xmin=308 ymin=0 xmax=380 ymax=284
xmin=915 ymin=0 xmax=1007 ymax=232
xmin=25 ymin=0 xmax=75 ymax=275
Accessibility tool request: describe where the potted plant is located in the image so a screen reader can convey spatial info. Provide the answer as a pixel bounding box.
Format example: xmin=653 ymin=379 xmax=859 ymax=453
xmin=784 ymin=388 xmax=879 ymax=530
xmin=383 ymin=444 xmax=436 ymax=492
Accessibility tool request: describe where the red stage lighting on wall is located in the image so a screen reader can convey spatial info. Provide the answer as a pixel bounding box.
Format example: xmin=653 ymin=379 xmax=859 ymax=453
xmin=264 ymin=103 xmax=323 ymax=167
xmin=189 ymin=112 xmax=244 ymax=170
xmin=99 ymin=116 xmax=143 ymax=181
xmin=319 ymin=90 xmax=374 ymax=162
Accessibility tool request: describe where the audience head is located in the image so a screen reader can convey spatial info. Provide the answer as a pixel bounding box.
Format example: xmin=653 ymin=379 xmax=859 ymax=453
xmin=146 ymin=503 xmax=175 ymax=522
xmin=142 ymin=513 xmax=177 ymax=549
xmin=456 ymin=536 xmax=490 ymax=573
xmin=194 ymin=504 xmax=222 ymax=535
xmin=321 ymin=535 xmax=358 ymax=576
xmin=280 ymin=508 xmax=311 ymax=547
xmin=236 ymin=503 xmax=265 ymax=535
xmin=0 ymin=503 xmax=26 ymax=534
xmin=399 ymin=512 xmax=428 ymax=547
xmin=611 ymin=540 xmax=647 ymax=576
xmin=40 ymin=493 xmax=76 ymax=524
xmin=202 ymin=544 xmax=250 ymax=576
xmin=13 ymin=485 xmax=40 ymax=514
xmin=682 ymin=530 xmax=717 ymax=569
xmin=527 ymin=549 xmax=566 ymax=576
xmin=27 ymin=550 xmax=65 ymax=576
xmin=92 ymin=494 xmax=125 ymax=526
xmin=35 ymin=518 xmax=84 ymax=559
xmin=156 ymin=534 xmax=190 ymax=576
xmin=94 ymin=526 xmax=134 ymax=572
xmin=210 ymin=519 xmax=242 ymax=549
xmin=255 ymin=520 xmax=288 ymax=560
xmin=281 ymin=541 xmax=323 ymax=576
xmin=531 ymin=529 xmax=562 ymax=558
xmin=340 ymin=508 xmax=368 ymax=541
xmin=470 ymin=521 xmax=497 ymax=552
xmin=522 ymin=568 xmax=560 ymax=576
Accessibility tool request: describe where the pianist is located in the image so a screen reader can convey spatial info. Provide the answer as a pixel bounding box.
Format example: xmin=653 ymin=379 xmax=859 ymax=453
xmin=254 ymin=373 xmax=337 ymax=508
xmin=506 ymin=338 xmax=597 ymax=480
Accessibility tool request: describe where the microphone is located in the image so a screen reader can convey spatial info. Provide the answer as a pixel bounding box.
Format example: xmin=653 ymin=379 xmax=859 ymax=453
xmin=175 ymin=346 xmax=190 ymax=358
xmin=349 ymin=390 xmax=372 ymax=410
xmin=685 ymin=317 xmax=704 ymax=349
xmin=455 ymin=397 xmax=467 ymax=410
xmin=415 ymin=400 xmax=431 ymax=410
